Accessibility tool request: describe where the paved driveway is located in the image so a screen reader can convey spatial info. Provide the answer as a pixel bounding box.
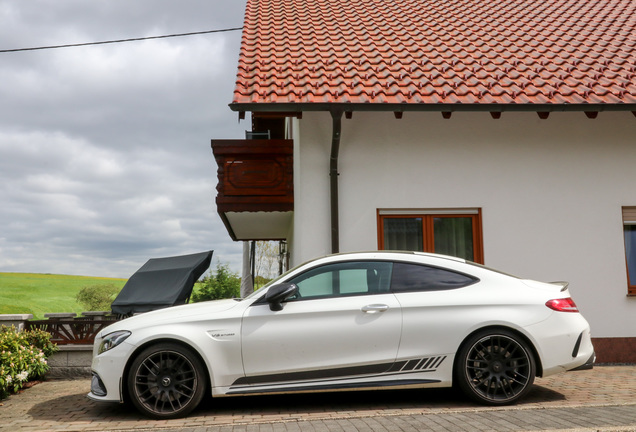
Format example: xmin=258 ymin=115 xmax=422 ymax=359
xmin=1 ymin=365 xmax=635 ymax=432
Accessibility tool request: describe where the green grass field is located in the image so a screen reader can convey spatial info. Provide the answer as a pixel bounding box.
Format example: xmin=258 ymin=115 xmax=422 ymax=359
xmin=0 ymin=273 xmax=128 ymax=320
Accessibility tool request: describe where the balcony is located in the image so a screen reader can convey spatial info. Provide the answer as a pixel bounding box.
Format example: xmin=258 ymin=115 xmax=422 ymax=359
xmin=211 ymin=139 xmax=293 ymax=241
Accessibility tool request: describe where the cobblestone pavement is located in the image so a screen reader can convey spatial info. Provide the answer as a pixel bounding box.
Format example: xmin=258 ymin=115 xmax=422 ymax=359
xmin=1 ymin=365 xmax=635 ymax=432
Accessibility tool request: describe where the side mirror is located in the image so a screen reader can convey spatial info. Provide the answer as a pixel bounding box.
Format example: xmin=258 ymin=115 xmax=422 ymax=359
xmin=265 ymin=283 xmax=298 ymax=311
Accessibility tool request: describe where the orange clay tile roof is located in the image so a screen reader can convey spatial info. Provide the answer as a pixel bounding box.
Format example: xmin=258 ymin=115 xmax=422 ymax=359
xmin=231 ymin=0 xmax=636 ymax=111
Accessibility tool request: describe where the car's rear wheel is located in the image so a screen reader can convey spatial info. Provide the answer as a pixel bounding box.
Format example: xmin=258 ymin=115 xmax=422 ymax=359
xmin=456 ymin=329 xmax=536 ymax=405
xmin=127 ymin=343 xmax=206 ymax=419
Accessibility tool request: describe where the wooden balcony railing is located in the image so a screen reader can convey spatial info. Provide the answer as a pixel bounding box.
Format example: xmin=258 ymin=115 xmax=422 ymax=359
xmin=211 ymin=139 xmax=294 ymax=213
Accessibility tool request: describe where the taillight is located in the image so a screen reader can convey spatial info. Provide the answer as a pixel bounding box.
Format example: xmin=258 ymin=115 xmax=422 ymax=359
xmin=545 ymin=298 xmax=579 ymax=312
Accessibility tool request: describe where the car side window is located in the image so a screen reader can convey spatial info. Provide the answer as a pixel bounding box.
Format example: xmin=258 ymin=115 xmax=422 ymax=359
xmin=391 ymin=262 xmax=478 ymax=292
xmin=288 ymin=261 xmax=393 ymax=300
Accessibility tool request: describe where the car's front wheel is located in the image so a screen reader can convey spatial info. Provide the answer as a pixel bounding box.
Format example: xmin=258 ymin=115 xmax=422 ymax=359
xmin=456 ymin=329 xmax=536 ymax=405
xmin=127 ymin=342 xmax=207 ymax=419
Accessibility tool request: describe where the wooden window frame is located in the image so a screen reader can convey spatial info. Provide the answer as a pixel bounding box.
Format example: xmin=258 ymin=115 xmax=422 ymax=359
xmin=622 ymin=207 xmax=636 ymax=296
xmin=377 ymin=209 xmax=484 ymax=264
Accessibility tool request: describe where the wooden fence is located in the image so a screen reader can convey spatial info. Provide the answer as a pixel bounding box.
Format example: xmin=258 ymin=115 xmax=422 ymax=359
xmin=24 ymin=313 xmax=120 ymax=345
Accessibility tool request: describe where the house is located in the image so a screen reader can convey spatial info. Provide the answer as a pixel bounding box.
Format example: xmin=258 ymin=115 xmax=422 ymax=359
xmin=211 ymin=0 xmax=636 ymax=362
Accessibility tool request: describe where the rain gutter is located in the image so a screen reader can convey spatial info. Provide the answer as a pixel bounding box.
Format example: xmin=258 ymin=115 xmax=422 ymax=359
xmin=329 ymin=109 xmax=343 ymax=254
xmin=229 ymin=102 xmax=636 ymax=115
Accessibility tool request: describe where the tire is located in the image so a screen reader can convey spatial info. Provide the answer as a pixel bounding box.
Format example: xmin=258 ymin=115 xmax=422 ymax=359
xmin=455 ymin=329 xmax=536 ymax=405
xmin=127 ymin=342 xmax=207 ymax=419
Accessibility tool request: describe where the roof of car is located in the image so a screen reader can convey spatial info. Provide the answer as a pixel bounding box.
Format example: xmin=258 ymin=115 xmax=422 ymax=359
xmin=232 ymin=0 xmax=636 ymax=111
xmin=318 ymin=250 xmax=468 ymax=264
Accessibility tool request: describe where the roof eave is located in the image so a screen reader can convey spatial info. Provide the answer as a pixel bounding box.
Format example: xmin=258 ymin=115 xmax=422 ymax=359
xmin=229 ymin=102 xmax=636 ymax=114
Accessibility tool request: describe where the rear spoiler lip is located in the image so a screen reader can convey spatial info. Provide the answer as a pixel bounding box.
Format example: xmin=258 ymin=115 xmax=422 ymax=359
xmin=550 ymin=281 xmax=570 ymax=292
xmin=570 ymin=352 xmax=596 ymax=371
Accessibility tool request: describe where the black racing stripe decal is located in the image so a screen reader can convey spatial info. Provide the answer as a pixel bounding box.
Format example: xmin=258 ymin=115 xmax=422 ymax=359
xmin=392 ymin=356 xmax=447 ymax=373
xmin=431 ymin=355 xmax=447 ymax=369
xmin=422 ymin=357 xmax=436 ymax=369
xmin=404 ymin=359 xmax=420 ymax=370
xmin=232 ymin=356 xmax=447 ymax=387
xmin=232 ymin=361 xmax=394 ymax=386
xmin=388 ymin=361 xmax=408 ymax=373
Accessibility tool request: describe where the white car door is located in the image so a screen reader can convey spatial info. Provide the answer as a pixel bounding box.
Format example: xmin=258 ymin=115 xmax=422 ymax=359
xmin=240 ymin=261 xmax=401 ymax=387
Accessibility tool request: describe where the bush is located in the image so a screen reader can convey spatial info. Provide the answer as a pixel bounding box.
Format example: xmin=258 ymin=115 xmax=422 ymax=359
xmin=23 ymin=328 xmax=59 ymax=358
xmin=0 ymin=326 xmax=57 ymax=400
xmin=254 ymin=275 xmax=272 ymax=289
xmin=191 ymin=263 xmax=240 ymax=302
xmin=76 ymin=284 xmax=119 ymax=311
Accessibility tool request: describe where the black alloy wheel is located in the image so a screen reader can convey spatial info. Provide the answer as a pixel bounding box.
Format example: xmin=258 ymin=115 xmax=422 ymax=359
xmin=128 ymin=343 xmax=206 ymax=419
xmin=456 ymin=330 xmax=536 ymax=405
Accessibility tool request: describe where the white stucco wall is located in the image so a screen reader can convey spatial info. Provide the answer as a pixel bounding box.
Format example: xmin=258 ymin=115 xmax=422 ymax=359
xmin=291 ymin=110 xmax=636 ymax=338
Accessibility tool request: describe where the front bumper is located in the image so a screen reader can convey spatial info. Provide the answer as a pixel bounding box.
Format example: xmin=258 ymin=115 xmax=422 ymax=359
xmin=87 ymin=371 xmax=123 ymax=403
xmin=90 ymin=372 xmax=108 ymax=397
xmin=87 ymin=340 xmax=133 ymax=403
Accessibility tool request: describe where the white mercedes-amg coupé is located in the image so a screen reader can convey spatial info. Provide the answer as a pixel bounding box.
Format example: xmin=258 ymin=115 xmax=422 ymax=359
xmin=89 ymin=251 xmax=594 ymax=418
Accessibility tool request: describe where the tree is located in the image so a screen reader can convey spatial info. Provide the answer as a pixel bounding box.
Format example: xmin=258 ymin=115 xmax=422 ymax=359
xmin=76 ymin=284 xmax=120 ymax=311
xmin=254 ymin=241 xmax=279 ymax=284
xmin=191 ymin=262 xmax=240 ymax=302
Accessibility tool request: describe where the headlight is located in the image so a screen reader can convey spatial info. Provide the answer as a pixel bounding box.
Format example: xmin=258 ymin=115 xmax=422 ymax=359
xmin=98 ymin=330 xmax=131 ymax=355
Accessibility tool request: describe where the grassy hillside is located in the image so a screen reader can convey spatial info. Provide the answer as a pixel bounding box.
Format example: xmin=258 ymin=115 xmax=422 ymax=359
xmin=0 ymin=273 xmax=127 ymax=320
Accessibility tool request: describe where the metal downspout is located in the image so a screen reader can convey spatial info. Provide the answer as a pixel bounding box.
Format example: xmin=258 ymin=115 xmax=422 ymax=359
xmin=330 ymin=109 xmax=343 ymax=254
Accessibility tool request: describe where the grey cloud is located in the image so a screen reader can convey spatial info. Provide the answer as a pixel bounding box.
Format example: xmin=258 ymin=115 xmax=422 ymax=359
xmin=0 ymin=1 xmax=248 ymax=277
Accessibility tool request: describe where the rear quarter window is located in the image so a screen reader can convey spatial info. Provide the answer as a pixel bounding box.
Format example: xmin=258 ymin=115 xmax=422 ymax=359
xmin=391 ymin=262 xmax=478 ymax=292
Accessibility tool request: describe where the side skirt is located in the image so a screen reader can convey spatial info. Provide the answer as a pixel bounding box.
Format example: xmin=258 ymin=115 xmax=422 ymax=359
xmin=226 ymin=355 xmax=448 ymax=396
xmin=226 ymin=378 xmax=441 ymax=396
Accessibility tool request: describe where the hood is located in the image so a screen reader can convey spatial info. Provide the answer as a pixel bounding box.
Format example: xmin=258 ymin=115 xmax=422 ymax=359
xmin=100 ymin=298 xmax=240 ymax=335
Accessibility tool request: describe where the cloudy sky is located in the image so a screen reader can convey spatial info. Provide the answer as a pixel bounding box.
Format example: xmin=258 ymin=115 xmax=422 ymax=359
xmin=0 ymin=1 xmax=250 ymax=278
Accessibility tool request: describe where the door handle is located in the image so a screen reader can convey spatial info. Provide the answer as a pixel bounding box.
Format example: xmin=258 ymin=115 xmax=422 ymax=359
xmin=362 ymin=304 xmax=389 ymax=313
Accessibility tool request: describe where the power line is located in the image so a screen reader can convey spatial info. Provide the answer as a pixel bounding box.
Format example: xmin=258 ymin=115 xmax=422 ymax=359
xmin=0 ymin=27 xmax=243 ymax=53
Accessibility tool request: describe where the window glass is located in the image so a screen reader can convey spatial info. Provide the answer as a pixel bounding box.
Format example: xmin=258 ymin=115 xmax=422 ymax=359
xmin=624 ymin=225 xmax=636 ymax=287
xmin=391 ymin=262 xmax=477 ymax=292
xmin=434 ymin=217 xmax=474 ymax=261
xmin=296 ymin=271 xmax=333 ymax=297
xmin=289 ymin=261 xmax=393 ymax=299
xmin=383 ymin=218 xmax=423 ymax=251
xmin=339 ymin=269 xmax=370 ymax=294
xmin=621 ymin=207 xmax=636 ymax=295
